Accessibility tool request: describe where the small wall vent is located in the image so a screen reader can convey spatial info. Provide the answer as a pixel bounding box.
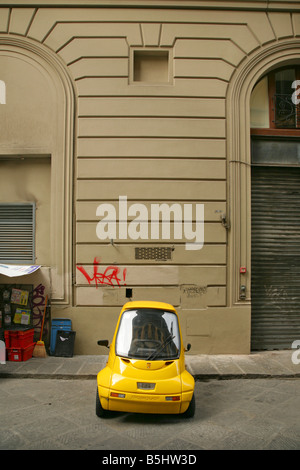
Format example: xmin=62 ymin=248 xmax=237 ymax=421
xmin=135 ymin=247 xmax=172 ymax=261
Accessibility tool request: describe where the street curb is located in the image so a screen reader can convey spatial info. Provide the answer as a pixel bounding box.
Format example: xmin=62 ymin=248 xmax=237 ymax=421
xmin=1 ymin=351 xmax=299 ymax=381
xmin=193 ymin=373 xmax=300 ymax=381
xmin=0 ymin=373 xmax=97 ymax=380
xmin=1 ymin=372 xmax=300 ymax=380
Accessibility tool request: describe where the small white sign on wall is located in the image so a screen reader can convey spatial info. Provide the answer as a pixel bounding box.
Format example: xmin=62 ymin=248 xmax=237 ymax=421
xmin=0 ymin=340 xmax=5 ymax=364
xmin=0 ymin=80 xmax=6 ymax=104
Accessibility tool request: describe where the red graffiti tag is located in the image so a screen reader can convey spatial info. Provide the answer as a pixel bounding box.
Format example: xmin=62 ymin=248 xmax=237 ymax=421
xmin=77 ymin=257 xmax=127 ymax=288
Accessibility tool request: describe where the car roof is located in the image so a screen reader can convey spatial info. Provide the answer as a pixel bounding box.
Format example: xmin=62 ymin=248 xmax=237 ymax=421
xmin=122 ymin=300 xmax=176 ymax=313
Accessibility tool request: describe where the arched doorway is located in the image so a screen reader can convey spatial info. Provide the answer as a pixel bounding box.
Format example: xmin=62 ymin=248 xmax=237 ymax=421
xmin=226 ymin=40 xmax=300 ymax=352
xmin=250 ymin=66 xmax=300 ymax=350
xmin=0 ymin=36 xmax=75 ymax=304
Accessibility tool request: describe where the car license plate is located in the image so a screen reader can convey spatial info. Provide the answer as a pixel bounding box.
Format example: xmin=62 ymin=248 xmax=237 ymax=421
xmin=137 ymin=382 xmax=155 ymax=390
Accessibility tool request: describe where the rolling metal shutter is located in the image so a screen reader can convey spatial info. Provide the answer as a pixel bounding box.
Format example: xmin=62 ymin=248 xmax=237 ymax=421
xmin=251 ymin=166 xmax=300 ymax=350
xmin=0 ymin=203 xmax=35 ymax=264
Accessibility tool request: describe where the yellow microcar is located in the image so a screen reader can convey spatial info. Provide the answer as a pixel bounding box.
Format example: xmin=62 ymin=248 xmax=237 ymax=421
xmin=96 ymin=301 xmax=195 ymax=418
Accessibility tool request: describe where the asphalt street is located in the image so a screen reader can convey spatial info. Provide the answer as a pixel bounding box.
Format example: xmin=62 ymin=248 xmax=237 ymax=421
xmin=0 ymin=377 xmax=299 ymax=451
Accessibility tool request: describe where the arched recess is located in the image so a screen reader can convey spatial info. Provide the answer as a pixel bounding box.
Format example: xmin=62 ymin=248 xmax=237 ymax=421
xmin=0 ymin=35 xmax=75 ymax=305
xmin=226 ymin=39 xmax=300 ymax=309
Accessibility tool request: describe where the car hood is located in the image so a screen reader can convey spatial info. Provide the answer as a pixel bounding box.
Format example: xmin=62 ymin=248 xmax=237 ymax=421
xmin=108 ymin=356 xmax=183 ymax=394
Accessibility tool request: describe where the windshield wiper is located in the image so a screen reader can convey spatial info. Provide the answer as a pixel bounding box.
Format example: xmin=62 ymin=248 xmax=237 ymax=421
xmin=146 ymin=334 xmax=176 ymax=361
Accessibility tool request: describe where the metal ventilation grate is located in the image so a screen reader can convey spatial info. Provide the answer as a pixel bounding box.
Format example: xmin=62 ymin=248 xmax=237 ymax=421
xmin=0 ymin=203 xmax=35 ymax=263
xmin=135 ymin=247 xmax=172 ymax=261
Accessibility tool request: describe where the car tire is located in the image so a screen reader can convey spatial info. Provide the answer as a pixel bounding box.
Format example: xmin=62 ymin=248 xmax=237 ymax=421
xmin=96 ymin=388 xmax=111 ymax=418
xmin=182 ymin=393 xmax=195 ymax=418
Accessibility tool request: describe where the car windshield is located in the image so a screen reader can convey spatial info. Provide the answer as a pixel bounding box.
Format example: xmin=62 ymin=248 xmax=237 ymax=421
xmin=115 ymin=308 xmax=180 ymax=360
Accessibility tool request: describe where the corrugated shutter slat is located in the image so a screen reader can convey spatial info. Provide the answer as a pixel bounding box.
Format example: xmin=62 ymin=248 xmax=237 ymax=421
xmin=251 ymin=167 xmax=300 ymax=350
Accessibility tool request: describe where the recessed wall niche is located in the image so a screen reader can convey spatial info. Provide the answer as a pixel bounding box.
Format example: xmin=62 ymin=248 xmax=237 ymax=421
xmin=132 ymin=49 xmax=172 ymax=84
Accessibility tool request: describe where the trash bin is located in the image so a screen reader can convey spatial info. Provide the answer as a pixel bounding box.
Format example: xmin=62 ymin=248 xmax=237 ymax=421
xmin=50 ymin=318 xmax=72 ymax=355
xmin=54 ymin=330 xmax=76 ymax=357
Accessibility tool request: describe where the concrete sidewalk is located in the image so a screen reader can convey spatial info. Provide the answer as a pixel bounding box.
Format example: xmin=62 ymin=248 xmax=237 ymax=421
xmin=0 ymin=349 xmax=299 ymax=380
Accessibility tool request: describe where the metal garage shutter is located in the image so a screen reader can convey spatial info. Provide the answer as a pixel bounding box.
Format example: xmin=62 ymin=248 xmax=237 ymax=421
xmin=251 ymin=166 xmax=300 ymax=350
xmin=0 ymin=203 xmax=35 ymax=264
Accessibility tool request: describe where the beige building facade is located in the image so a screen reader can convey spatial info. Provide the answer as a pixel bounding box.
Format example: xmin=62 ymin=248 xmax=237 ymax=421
xmin=0 ymin=0 xmax=300 ymax=354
